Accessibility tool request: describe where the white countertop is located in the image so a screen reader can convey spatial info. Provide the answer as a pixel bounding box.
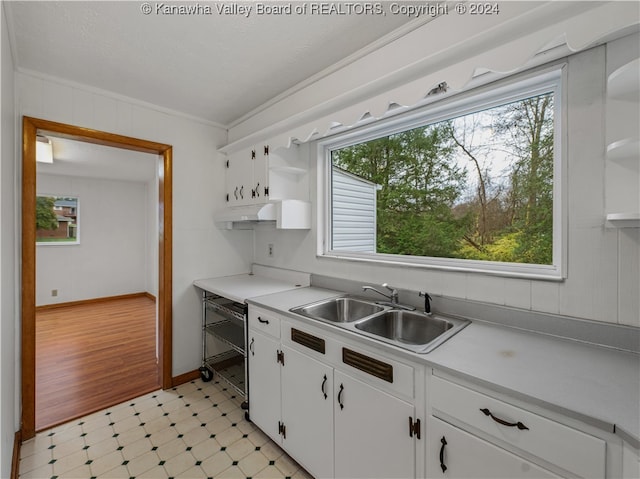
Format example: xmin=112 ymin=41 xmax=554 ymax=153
xmin=245 ymin=285 xmax=640 ymax=448
xmin=193 ymin=266 xmax=310 ymax=303
xmin=428 ymin=321 xmax=640 ymax=447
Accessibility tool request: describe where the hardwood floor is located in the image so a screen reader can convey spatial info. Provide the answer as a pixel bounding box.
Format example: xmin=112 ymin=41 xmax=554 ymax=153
xmin=35 ymin=295 xmax=160 ymax=431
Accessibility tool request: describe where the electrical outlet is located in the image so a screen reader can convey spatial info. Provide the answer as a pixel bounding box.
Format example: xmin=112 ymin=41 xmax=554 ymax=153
xmin=51 ymin=289 xmax=58 ymax=297
xmin=268 ymin=243 xmax=274 ymax=257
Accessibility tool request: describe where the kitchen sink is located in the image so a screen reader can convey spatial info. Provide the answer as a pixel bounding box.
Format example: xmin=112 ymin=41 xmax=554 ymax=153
xmin=289 ymin=296 xmax=469 ymax=353
xmin=355 ymin=310 xmax=453 ymax=345
xmin=290 ymin=297 xmax=385 ymax=323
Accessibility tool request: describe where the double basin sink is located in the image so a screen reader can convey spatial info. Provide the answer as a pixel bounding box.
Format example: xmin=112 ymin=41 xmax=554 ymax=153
xmin=289 ymin=296 xmax=469 ymax=354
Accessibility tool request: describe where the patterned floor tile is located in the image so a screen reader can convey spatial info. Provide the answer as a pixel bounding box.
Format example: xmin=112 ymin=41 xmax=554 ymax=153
xmin=19 ymin=379 xmax=309 ymax=479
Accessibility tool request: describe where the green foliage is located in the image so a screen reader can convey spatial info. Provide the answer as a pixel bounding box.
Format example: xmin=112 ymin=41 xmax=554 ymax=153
xmin=332 ymin=92 xmax=555 ymax=266
xmin=36 ymin=196 xmax=58 ymax=231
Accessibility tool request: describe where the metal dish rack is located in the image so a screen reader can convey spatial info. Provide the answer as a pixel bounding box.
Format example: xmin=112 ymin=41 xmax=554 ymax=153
xmin=199 ymin=292 xmax=248 ymax=402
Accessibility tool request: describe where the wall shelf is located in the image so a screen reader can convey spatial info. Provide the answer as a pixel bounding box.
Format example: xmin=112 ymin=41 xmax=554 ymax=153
xmin=608 ymin=58 xmax=640 ymax=102
xmin=269 ymin=165 xmax=307 ymax=176
xmin=606 ymin=213 xmax=640 ymax=228
xmin=607 ymin=138 xmax=640 ymax=163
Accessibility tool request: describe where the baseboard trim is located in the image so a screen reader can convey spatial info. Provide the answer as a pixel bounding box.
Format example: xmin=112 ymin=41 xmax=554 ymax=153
xmin=11 ymin=430 xmax=22 ymax=479
xmin=144 ymin=292 xmax=157 ymax=302
xmin=36 ymin=292 xmax=155 ymax=311
xmin=172 ymin=369 xmax=200 ymax=387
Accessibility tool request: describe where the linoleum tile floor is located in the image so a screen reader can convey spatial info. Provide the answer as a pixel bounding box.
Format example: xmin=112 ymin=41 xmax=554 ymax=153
xmin=19 ymin=379 xmax=312 ymax=479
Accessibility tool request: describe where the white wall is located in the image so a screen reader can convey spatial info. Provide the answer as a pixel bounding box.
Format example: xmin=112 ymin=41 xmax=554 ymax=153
xmin=252 ymin=43 xmax=640 ymax=329
xmin=16 ymin=71 xmax=254 ymax=378
xmin=36 ymin=173 xmax=153 ymax=306
xmin=0 ymin=3 xmax=16 ymax=476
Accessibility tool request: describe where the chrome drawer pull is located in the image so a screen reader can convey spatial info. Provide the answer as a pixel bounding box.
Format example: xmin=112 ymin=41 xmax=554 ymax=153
xmin=480 ymin=408 xmax=529 ymax=430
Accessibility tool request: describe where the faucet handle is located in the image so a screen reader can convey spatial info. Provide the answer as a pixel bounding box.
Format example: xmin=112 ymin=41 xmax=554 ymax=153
xmin=382 ymin=283 xmax=395 ymax=292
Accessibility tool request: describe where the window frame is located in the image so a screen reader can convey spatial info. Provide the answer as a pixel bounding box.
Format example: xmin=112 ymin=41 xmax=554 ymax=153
xmin=317 ymin=65 xmax=566 ymax=280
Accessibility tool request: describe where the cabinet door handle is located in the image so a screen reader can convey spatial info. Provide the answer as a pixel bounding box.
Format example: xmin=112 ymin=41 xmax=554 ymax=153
xmin=337 ymin=383 xmax=344 ymax=410
xmin=255 ymin=182 xmax=260 ymax=197
xmin=439 ymin=436 xmax=447 ymax=473
xmin=321 ymin=374 xmax=328 ymax=399
xmin=239 ymin=185 xmax=244 ymax=199
xmin=257 ymin=316 xmax=269 ymax=324
xmin=249 ymin=337 xmax=255 ymax=356
xmin=480 ymin=408 xmax=529 ymax=430
xmin=234 ymin=187 xmax=238 ymax=200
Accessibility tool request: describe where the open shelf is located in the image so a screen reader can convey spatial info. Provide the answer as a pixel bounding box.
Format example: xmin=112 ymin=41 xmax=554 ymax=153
xmin=606 ymin=212 xmax=640 ymax=228
xmin=608 ymin=58 xmax=640 ymax=102
xmin=204 ymin=350 xmax=246 ymax=396
xmin=607 ymin=138 xmax=639 ymax=163
xmin=205 ymin=320 xmax=245 ymax=355
xmin=269 ymin=165 xmax=307 ymax=176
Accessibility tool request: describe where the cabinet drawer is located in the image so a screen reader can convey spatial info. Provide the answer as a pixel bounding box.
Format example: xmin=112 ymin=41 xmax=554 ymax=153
xmin=431 ymin=375 xmax=606 ymax=478
xmin=427 ymin=417 xmax=560 ymax=478
xmin=338 ymin=341 xmax=414 ymax=399
xmin=248 ymin=307 xmax=280 ymax=338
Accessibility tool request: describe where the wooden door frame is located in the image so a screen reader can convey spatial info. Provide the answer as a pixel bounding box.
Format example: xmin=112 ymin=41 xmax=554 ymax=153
xmin=21 ymin=116 xmax=173 ymax=440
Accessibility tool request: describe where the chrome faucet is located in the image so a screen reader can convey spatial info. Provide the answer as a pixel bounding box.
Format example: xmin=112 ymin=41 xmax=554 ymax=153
xmin=362 ymin=283 xmax=415 ymax=310
xmin=362 ymin=283 xmax=397 ymax=303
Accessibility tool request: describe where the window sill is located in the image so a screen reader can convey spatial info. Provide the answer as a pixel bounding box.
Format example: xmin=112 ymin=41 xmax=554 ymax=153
xmin=319 ymin=251 xmax=564 ymax=282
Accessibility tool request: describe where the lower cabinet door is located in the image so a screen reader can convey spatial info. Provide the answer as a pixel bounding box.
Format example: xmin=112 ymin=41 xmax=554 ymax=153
xmin=281 ymin=345 xmax=334 ymax=479
xmin=427 ymin=417 xmax=561 ymax=479
xmin=334 ymin=370 xmax=415 ymax=479
xmin=247 ymin=329 xmax=281 ymax=443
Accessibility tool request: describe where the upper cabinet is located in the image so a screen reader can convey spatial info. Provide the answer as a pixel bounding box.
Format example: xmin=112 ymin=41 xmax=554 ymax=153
xmin=605 ymin=35 xmax=640 ymax=229
xmin=220 ymin=142 xmax=311 ymax=228
xmin=224 ymin=145 xmax=268 ymax=207
xmin=225 ymin=143 xmax=309 ymax=207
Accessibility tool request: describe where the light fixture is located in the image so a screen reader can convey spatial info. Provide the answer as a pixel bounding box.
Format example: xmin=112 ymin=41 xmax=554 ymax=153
xmin=36 ymin=135 xmax=53 ymax=163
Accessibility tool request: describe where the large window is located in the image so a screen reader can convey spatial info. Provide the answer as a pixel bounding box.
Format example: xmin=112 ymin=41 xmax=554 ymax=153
xmin=321 ymin=69 xmax=564 ymax=278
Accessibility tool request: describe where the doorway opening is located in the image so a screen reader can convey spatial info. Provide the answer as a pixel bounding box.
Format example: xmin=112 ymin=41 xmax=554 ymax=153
xmin=22 ymin=116 xmax=173 ymax=440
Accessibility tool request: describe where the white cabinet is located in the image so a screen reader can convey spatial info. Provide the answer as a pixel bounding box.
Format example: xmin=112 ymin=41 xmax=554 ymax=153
xmin=426 ymin=417 xmax=559 ymax=478
xmin=427 ymin=372 xmax=607 ymax=479
xmin=248 ymin=309 xmax=333 ymax=478
xmin=281 ymin=345 xmax=334 ymax=479
xmin=622 ymin=441 xmax=640 ymax=479
xmin=246 ymin=329 xmax=281 ymax=441
xmin=224 ymin=143 xmax=309 ymax=207
xmin=225 ymin=146 xmax=268 ymax=207
xmin=334 ymin=369 xmax=415 ymax=479
xmin=247 ymin=306 xmax=421 ymax=479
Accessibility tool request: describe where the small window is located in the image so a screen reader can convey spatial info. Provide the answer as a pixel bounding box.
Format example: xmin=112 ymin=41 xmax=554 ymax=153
xmin=320 ymin=69 xmax=564 ymax=279
xmin=36 ymin=195 xmax=80 ymax=245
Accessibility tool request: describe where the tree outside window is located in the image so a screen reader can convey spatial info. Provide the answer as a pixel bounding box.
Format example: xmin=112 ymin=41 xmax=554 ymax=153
xmin=330 ymin=91 xmax=555 ymax=267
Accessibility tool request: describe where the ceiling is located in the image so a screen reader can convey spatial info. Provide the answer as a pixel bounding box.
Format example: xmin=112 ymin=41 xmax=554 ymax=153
xmin=6 ymin=1 xmax=416 ymax=127
xmin=37 ymin=136 xmax=158 ymax=183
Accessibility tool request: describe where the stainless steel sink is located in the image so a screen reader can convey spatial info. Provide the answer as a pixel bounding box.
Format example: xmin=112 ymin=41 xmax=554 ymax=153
xmin=355 ymin=310 xmax=453 ymax=345
xmin=290 ymin=297 xmax=385 ymax=323
xmin=289 ymin=296 xmax=469 ymax=354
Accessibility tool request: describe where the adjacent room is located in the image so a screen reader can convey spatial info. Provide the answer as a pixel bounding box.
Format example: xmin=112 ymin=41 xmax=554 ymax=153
xmin=34 ymin=136 xmax=160 ymax=431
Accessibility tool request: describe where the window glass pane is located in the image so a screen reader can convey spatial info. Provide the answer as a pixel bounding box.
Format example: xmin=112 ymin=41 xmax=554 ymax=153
xmin=36 ymin=196 xmax=80 ymax=244
xmin=330 ymin=91 xmax=554 ymax=266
